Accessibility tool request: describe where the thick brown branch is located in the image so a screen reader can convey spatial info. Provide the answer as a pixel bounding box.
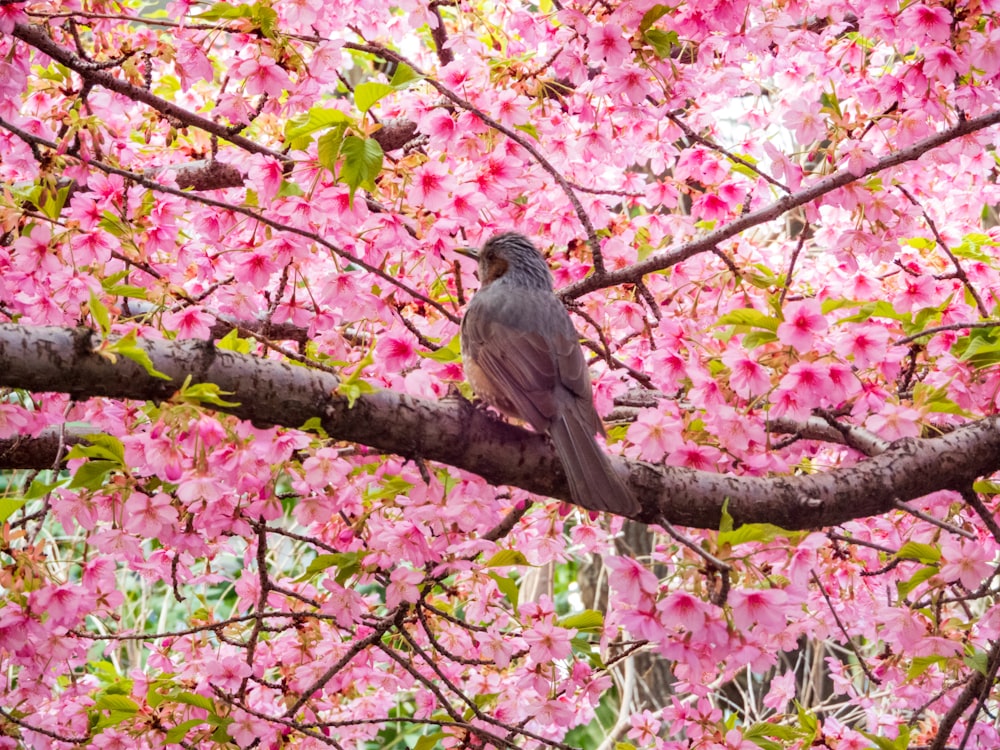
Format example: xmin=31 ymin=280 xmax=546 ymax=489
xmin=1 ymin=325 xmax=999 ymax=530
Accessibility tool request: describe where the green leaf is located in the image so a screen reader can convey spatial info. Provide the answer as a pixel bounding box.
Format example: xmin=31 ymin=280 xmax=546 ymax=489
xmin=514 ymin=122 xmax=539 ymax=140
xmin=484 ymin=550 xmax=529 ymax=567
xmin=715 ymin=308 xmax=780 ymax=331
xmin=639 ymin=4 xmax=671 ymax=32
xmin=284 ymin=107 xmax=352 ymax=147
xmin=489 ymin=572 xmax=519 ymax=610
xmin=300 ymin=552 xmax=364 ymax=584
xmin=897 ymin=565 xmax=938 ymax=597
xmin=861 ymin=725 xmax=910 ymax=750
xmin=742 ymin=330 xmax=778 ymax=349
xmin=94 ymin=694 xmax=139 ymax=713
xmin=907 ymin=654 xmax=947 ymax=680
xmin=820 ymin=88 xmax=842 ymax=119
xmin=276 ymin=179 xmax=305 ymax=198
xmin=108 ymin=329 xmax=172 ymax=380
xmin=67 ymin=460 xmax=118 ymax=490
xmin=389 ymin=62 xmax=421 ymax=88
xmin=79 ymin=433 xmax=126 ymax=464
xmin=964 ymin=646 xmax=989 ymax=675
xmin=0 ymin=499 xmax=26 ymax=523
xmin=973 ymin=479 xmax=1000 ymax=495
xmin=643 ymin=28 xmax=678 ymax=58
xmin=719 ymin=522 xmax=797 ymax=547
xmin=896 ymin=541 xmax=941 ymax=564
xmin=89 ymin=291 xmax=112 ymax=335
xmin=559 ymin=610 xmax=604 ymax=632
xmin=215 ymin=327 xmax=252 ymax=354
xmin=165 ymin=718 xmax=208 ymax=744
xmin=24 ymin=476 xmax=66 ymax=500
xmin=339 ymin=135 xmax=384 ymax=202
xmin=794 ymin=701 xmax=818 ymax=738
xmin=196 ymin=2 xmax=277 ymax=37
xmin=177 ymin=375 xmax=240 ymax=408
xmin=317 ymin=124 xmax=349 ymax=173
xmin=354 ymin=81 xmax=395 ymax=113
xmin=838 ymin=300 xmax=911 ymax=324
xmin=956 ymin=330 xmax=1000 ymax=368
xmin=418 ymin=335 xmax=462 ymax=363
xmin=719 ymin=498 xmax=734 ymax=534
xmin=40 ymin=184 xmax=71 ymax=221
xmin=174 ymin=691 xmax=215 ymax=711
xmin=414 ymin=733 xmax=447 ymax=750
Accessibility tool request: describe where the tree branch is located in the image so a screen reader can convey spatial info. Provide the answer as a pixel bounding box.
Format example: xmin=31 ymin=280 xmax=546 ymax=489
xmin=1 ymin=325 xmax=999 ymax=530
xmin=558 ymin=108 xmax=1000 ymax=299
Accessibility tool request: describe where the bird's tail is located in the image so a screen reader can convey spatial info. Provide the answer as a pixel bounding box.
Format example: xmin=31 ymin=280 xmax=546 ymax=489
xmin=549 ymin=412 xmax=640 ymax=516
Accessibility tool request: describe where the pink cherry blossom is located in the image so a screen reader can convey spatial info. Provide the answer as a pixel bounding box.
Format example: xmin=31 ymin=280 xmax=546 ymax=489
xmin=523 ymin=618 xmax=576 ymax=662
xmin=777 ymin=299 xmax=828 ymax=350
xmin=940 ymin=537 xmax=994 ymax=589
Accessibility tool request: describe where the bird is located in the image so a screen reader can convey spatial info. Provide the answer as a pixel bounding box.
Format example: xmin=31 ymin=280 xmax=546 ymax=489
xmin=460 ymin=232 xmax=640 ymax=516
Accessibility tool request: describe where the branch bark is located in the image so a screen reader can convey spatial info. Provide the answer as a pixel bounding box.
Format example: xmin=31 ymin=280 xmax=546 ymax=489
xmin=1 ymin=325 xmax=998 ymax=530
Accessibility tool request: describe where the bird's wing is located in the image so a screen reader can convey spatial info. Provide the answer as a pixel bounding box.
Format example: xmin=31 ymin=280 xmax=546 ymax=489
xmin=463 ymin=289 xmax=592 ymax=432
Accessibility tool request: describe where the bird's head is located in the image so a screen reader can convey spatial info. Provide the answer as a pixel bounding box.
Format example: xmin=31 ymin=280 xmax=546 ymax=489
xmin=459 ymin=232 xmax=553 ymax=290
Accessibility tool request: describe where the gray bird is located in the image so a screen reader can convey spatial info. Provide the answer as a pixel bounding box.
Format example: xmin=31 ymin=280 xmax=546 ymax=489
xmin=460 ymin=232 xmax=640 ymax=516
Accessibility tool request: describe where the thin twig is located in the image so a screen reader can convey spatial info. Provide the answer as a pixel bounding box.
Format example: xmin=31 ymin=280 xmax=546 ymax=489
xmin=892 ymin=499 xmax=976 ymax=540
xmin=810 ymin=570 xmax=881 ymax=685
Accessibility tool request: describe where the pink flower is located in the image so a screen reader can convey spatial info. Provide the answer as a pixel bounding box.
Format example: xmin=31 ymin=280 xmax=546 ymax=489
xmin=587 ymin=24 xmax=631 ymax=67
xmin=835 ymin=325 xmax=889 ymax=368
xmin=729 ymin=587 xmax=789 ymax=633
xmin=923 ymin=45 xmax=968 ymax=80
xmin=606 ymin=555 xmax=659 ymax=604
xmin=657 ymin=591 xmax=707 ymax=631
xmin=0 ymin=2 xmax=28 ymax=34
xmin=692 ymin=192 xmax=731 ymax=221
xmin=494 ymin=89 xmax=529 ymax=126
xmin=838 ymin=141 xmax=879 ymax=177
xmin=783 ymin=97 xmax=826 ymax=144
xmin=627 ymin=407 xmax=684 ymax=461
xmin=162 ymin=306 xmax=213 ymax=339
xmin=12 ymin=223 xmax=61 ymax=275
xmin=627 ymin=709 xmax=662 ymax=745
xmin=232 ymin=56 xmax=292 ymax=97
xmin=124 ymin=492 xmax=178 ymax=538
xmin=205 ymin=653 xmax=252 ymax=692
xmin=777 ymin=299 xmax=828 ymax=350
xmin=894 ymin=275 xmax=937 ymax=312
xmin=602 ymin=63 xmax=650 ymax=104
xmin=417 ymin=109 xmax=457 ymax=148
xmin=667 ymin=442 xmax=723 ymax=471
xmin=0 ymin=403 xmax=30 ymax=439
xmin=232 ymin=249 xmax=279 ymax=287
xmin=375 ymin=332 xmax=418 ymax=371
xmin=900 ymin=4 xmax=953 ymax=43
xmin=865 ymin=401 xmax=923 ymax=439
xmin=175 ymin=40 xmax=214 ymax=90
xmin=523 ymin=618 xmax=575 ymax=662
xmin=409 ymin=160 xmax=457 ymax=212
xmin=940 ymin=537 xmax=993 ymax=590
xmin=777 ymin=361 xmax=833 ymax=406
xmin=31 ymin=583 xmax=87 ymax=628
xmin=386 ymin=567 xmax=424 ymax=608
xmin=228 ymin=707 xmax=276 ymax=748
xmin=763 ymin=669 xmax=797 ymax=711
xmin=971 ymin=27 xmax=1000 ymax=77
xmin=722 ymin=349 xmax=772 ymax=397
xmin=302 ymin=447 xmax=351 ymax=488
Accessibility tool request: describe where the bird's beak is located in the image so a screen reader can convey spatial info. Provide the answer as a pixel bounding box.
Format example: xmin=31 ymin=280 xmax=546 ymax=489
xmin=454 ymin=246 xmax=479 ymax=260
